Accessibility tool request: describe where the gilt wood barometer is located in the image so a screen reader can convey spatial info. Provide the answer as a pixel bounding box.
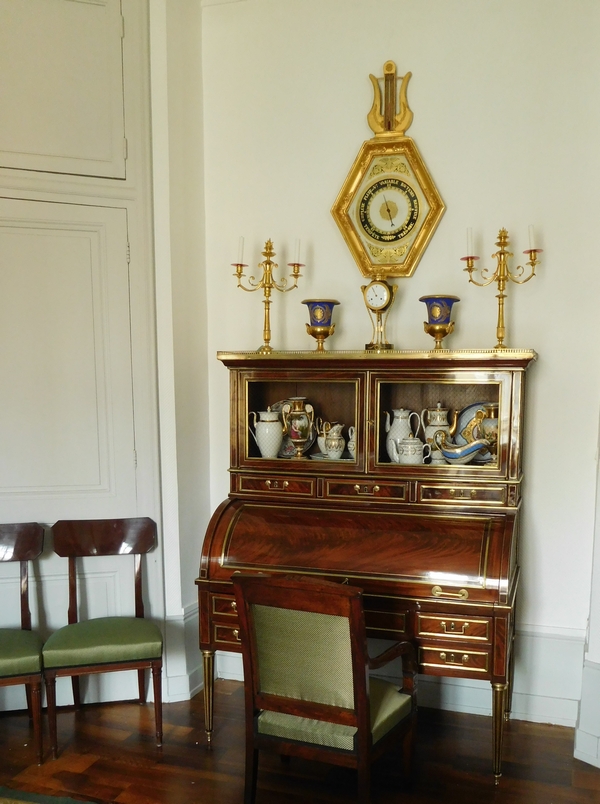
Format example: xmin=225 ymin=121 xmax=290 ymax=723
xmin=331 ymin=61 xmax=445 ymax=280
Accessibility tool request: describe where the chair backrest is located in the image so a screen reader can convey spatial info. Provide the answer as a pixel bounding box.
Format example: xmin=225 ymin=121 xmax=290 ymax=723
xmin=232 ymin=574 xmax=370 ymax=729
xmin=51 ymin=518 xmax=157 ymax=624
xmin=0 ymin=522 xmax=44 ymax=630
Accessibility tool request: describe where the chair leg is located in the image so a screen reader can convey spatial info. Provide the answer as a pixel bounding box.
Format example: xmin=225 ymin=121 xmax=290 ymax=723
xmin=29 ymin=680 xmax=43 ymax=765
xmin=25 ymin=683 xmax=33 ymax=721
xmin=244 ymin=745 xmax=259 ymax=804
xmin=151 ymin=660 xmax=162 ymax=746
xmin=71 ymin=675 xmax=81 ymax=709
xmin=137 ymin=668 xmax=146 ymax=704
xmin=45 ymin=673 xmax=58 ymax=760
xmin=357 ymin=759 xmax=371 ymax=804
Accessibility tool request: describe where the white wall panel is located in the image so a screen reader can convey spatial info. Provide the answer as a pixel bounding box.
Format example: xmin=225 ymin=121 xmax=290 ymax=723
xmin=0 ymin=0 xmax=125 ymax=178
xmin=0 ymin=198 xmax=137 ymax=522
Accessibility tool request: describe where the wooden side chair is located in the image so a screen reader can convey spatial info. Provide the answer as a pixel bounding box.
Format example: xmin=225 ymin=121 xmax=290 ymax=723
xmin=42 ymin=517 xmax=163 ymax=759
xmin=232 ymin=573 xmax=418 ymax=804
xmin=0 ymin=522 xmax=45 ymax=765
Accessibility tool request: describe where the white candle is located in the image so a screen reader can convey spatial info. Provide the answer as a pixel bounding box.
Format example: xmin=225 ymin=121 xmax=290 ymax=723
xmin=528 ymin=225 xmax=536 ymax=251
xmin=294 ymin=238 xmax=301 ymax=264
xmin=467 ymin=227 xmax=474 ymax=257
xmin=237 ymin=236 xmax=244 ymax=265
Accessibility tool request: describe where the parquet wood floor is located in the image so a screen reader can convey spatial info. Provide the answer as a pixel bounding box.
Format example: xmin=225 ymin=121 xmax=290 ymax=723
xmin=1 ymin=680 xmax=599 ymax=803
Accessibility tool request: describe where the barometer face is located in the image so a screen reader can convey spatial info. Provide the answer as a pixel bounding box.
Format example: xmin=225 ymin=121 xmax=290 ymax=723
xmin=358 ymin=177 xmax=419 ymax=243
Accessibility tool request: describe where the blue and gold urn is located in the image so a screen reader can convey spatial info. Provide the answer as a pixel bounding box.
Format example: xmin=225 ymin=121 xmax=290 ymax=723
xmin=302 ymin=299 xmax=340 ymax=351
xmin=419 ymin=295 xmax=460 ymax=350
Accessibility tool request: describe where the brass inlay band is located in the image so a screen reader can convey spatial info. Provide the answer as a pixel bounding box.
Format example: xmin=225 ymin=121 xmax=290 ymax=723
xmin=219 ymin=348 xmax=537 ymax=362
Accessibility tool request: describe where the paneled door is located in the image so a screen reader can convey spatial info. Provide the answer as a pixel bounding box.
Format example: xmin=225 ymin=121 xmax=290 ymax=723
xmin=0 ymin=198 xmax=138 ymax=522
xmin=0 ymin=0 xmax=126 ymax=178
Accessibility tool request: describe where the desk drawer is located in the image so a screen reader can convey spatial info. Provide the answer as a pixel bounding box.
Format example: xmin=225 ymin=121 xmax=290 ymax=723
xmin=417 ymin=614 xmax=491 ymax=643
xmin=365 ymin=609 xmax=407 ymax=637
xmin=238 ymin=474 xmax=316 ymax=497
xmin=212 ymin=594 xmax=238 ymax=617
xmin=419 ymin=645 xmax=490 ymax=675
xmin=213 ymin=623 xmax=242 ymax=648
xmin=419 ymin=483 xmax=506 ymax=505
xmin=324 ymin=479 xmax=408 ymax=501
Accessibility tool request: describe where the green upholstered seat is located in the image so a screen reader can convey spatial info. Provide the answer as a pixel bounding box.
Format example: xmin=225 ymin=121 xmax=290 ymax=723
xmin=258 ymin=677 xmax=412 ymax=750
xmin=0 ymin=628 xmax=43 ymax=678
xmin=43 ymin=617 xmax=163 ymax=669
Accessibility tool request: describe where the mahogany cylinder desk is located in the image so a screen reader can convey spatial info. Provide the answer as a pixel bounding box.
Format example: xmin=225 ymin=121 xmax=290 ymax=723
xmin=196 ymin=348 xmax=536 ymax=783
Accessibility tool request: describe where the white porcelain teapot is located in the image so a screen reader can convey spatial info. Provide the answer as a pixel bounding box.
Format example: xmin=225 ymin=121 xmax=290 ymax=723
xmin=385 ymin=408 xmax=420 ymax=462
xmin=389 ymin=433 xmax=431 ymax=465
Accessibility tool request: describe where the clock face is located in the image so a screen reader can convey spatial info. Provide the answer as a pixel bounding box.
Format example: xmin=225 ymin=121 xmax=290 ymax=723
xmin=364 ymin=280 xmax=391 ymax=310
xmin=332 ymin=138 xmax=445 ymax=279
xmin=358 ymin=177 xmax=419 ymax=243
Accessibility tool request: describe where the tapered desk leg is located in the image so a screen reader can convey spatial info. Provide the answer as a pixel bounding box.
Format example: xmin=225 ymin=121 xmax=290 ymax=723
xmin=202 ymin=649 xmax=215 ymax=746
xmin=492 ymin=682 xmax=507 ymax=785
xmin=505 ymin=635 xmax=516 ymax=722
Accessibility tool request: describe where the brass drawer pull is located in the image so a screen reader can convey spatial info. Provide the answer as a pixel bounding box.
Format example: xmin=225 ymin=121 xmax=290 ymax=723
xmin=439 ymin=652 xmax=469 ymax=665
xmin=231 ymin=600 xmax=237 ymax=612
xmin=432 ymin=585 xmax=469 ymax=600
xmin=265 ymin=480 xmax=289 ymax=490
xmin=233 ymin=629 xmax=241 ymax=642
xmin=449 ymin=488 xmax=477 ymax=499
xmin=353 ymin=484 xmax=380 ymax=495
xmin=441 ymin=620 xmax=469 ymax=634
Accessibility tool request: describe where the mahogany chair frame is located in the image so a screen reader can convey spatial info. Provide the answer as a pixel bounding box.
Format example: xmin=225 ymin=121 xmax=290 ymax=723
xmin=0 ymin=522 xmax=45 ymax=764
xmin=232 ymin=573 xmax=417 ymax=804
xmin=44 ymin=518 xmax=162 ymax=759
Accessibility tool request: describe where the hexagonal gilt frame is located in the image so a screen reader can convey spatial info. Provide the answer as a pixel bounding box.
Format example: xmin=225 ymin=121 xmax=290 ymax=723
xmin=331 ymin=62 xmax=445 ymax=279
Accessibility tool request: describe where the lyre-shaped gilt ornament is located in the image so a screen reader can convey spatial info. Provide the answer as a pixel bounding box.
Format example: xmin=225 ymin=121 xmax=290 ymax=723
xmin=367 ymin=60 xmax=413 ymax=137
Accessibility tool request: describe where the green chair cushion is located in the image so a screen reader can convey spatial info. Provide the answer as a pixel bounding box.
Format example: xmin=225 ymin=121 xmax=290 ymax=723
xmin=257 ymin=677 xmax=412 ymax=751
xmin=43 ymin=617 xmax=162 ymax=669
xmin=0 ymin=628 xmax=43 ymax=678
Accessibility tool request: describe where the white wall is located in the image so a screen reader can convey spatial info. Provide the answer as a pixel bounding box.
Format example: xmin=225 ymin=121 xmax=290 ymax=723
xmin=199 ymin=0 xmax=600 ymax=725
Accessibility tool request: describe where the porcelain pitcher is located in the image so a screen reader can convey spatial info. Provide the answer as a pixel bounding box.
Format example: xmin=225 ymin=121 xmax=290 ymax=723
xmin=324 ymin=423 xmax=345 ymax=460
xmin=249 ymin=407 xmax=283 ymax=459
xmin=385 ymin=408 xmax=420 ymax=463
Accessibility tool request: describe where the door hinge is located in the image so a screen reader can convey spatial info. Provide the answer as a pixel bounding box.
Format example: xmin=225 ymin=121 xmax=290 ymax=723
xmin=121 ymin=14 xmax=125 ymax=39
xmin=123 ymin=137 xmax=128 ymax=161
xmin=126 ymin=239 xmax=131 ymax=264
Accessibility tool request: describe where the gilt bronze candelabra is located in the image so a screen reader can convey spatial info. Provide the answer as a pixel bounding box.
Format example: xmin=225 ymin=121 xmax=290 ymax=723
xmin=232 ymin=239 xmax=303 ymax=353
xmin=461 ymin=228 xmax=542 ymax=349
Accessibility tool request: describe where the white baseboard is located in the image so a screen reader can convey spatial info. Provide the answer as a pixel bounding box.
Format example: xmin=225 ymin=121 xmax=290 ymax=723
xmin=575 ymin=659 xmax=600 ymax=767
